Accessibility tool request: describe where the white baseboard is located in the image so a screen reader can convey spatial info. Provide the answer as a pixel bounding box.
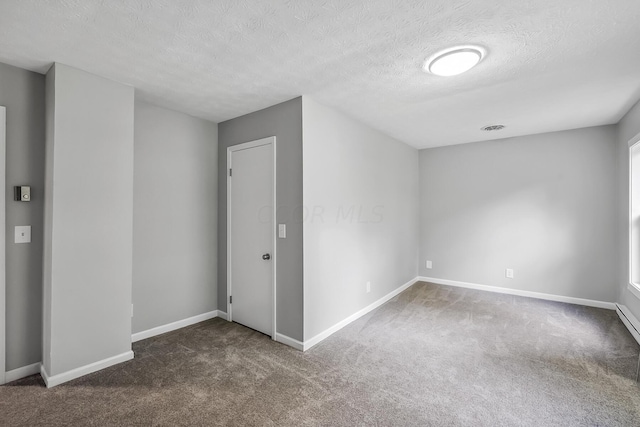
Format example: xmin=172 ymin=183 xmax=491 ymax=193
xmin=418 ymin=276 xmax=616 ymax=310
xmin=616 ymin=304 xmax=640 ymax=345
xmin=132 ymin=310 xmax=220 ymax=342
xmin=275 ymin=333 xmax=304 ymax=351
xmin=40 ymin=351 xmax=134 ymax=388
xmin=5 ymin=362 xmax=41 ymax=383
xmin=217 ymin=311 xmax=228 ymax=321
xmin=303 ymin=277 xmax=419 ymax=351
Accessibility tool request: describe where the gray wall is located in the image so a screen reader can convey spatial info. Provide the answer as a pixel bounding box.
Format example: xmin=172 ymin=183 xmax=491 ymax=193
xmin=0 ymin=62 xmax=45 ymax=371
xmin=133 ymin=100 xmax=218 ymax=333
xmin=302 ymin=97 xmax=419 ymax=340
xmin=617 ymin=99 xmax=640 ymax=318
xmin=419 ymin=126 xmax=618 ymax=303
xmin=43 ymin=64 xmax=134 ymax=376
xmin=218 ymin=97 xmax=303 ymax=341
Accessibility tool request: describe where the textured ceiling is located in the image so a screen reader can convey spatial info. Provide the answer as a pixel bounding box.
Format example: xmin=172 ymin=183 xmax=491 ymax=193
xmin=1 ymin=0 xmax=639 ymax=148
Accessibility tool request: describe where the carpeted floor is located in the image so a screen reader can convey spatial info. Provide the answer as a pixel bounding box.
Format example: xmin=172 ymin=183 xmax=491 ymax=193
xmin=2 ymin=281 xmax=639 ymax=426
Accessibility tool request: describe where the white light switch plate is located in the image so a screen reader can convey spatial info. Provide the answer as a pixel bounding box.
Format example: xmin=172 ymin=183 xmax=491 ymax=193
xmin=278 ymin=224 xmax=286 ymax=239
xmin=15 ymin=225 xmax=31 ymax=243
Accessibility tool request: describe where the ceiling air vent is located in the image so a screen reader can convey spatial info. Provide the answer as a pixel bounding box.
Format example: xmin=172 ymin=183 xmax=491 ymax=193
xmin=481 ymin=124 xmax=505 ymax=131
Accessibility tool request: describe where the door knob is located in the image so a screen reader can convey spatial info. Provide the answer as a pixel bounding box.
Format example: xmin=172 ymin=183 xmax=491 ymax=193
xmin=262 ymin=253 xmax=271 ymax=260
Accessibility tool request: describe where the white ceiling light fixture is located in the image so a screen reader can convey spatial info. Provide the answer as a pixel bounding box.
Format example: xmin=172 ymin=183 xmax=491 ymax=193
xmin=425 ymin=46 xmax=485 ymax=77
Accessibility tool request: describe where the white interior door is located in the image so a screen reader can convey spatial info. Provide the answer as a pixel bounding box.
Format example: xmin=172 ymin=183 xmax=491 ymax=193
xmin=228 ymin=137 xmax=275 ymax=337
xmin=1 ymin=107 xmax=6 ymax=385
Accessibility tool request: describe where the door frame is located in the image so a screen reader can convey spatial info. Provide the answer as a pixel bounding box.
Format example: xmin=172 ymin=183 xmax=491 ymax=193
xmin=226 ymin=136 xmax=277 ymax=339
xmin=1 ymin=107 xmax=6 ymax=384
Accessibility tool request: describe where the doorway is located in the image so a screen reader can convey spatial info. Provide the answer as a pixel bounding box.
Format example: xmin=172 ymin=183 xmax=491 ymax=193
xmin=1 ymin=107 xmax=6 ymax=384
xmin=227 ymin=137 xmax=276 ymax=337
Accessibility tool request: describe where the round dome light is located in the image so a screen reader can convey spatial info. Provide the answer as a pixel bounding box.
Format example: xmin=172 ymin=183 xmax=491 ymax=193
xmin=425 ymin=46 xmax=484 ymax=77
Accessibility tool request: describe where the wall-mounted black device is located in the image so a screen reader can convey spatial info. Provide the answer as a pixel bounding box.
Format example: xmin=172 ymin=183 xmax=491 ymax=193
xmin=14 ymin=185 xmax=31 ymax=202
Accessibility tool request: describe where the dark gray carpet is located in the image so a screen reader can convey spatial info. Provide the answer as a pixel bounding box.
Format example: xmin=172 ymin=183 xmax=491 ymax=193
xmin=2 ymin=281 xmax=639 ymax=426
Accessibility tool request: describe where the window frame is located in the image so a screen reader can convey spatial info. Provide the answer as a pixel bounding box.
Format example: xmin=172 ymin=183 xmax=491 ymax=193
xmin=628 ymin=132 xmax=640 ymax=299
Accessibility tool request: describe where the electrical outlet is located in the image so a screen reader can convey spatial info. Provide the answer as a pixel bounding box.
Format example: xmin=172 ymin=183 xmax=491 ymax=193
xmin=426 ymin=260 xmax=432 ymax=269
xmin=366 ymin=281 xmax=371 ymax=293
xmin=505 ymin=268 xmax=514 ymax=279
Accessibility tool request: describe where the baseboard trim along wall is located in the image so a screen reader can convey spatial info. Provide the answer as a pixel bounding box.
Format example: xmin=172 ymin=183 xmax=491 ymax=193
xmin=10 ymin=278 xmax=624 ymax=386
xmin=131 ymin=309 xmax=305 ymax=351
xmin=40 ymin=350 xmax=134 ymax=388
xmin=275 ymin=333 xmax=304 ymax=351
xmin=303 ymin=277 xmax=419 ymax=351
xmin=275 ymin=333 xmax=303 ymax=350
xmin=131 ymin=310 xmax=221 ymax=342
xmin=418 ymin=276 xmax=616 ymax=310
xmin=5 ymin=362 xmax=41 ymax=383
xmin=616 ymin=304 xmax=640 ymax=345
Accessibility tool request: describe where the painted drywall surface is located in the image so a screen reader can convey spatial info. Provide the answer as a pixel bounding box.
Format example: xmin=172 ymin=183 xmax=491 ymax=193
xmin=302 ymin=97 xmax=419 ymax=340
xmin=218 ymin=97 xmax=303 ymax=341
xmin=419 ymin=126 xmax=618 ymax=302
xmin=43 ymin=64 xmax=134 ymax=376
xmin=133 ymin=101 xmax=218 ymax=333
xmin=0 ymin=62 xmax=45 ymax=371
xmin=617 ymin=99 xmax=640 ymax=318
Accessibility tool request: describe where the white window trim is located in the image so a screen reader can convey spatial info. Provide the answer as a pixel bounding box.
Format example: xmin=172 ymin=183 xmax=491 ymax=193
xmin=629 ymin=283 xmax=640 ymax=300
xmin=628 ymin=131 xmax=640 ymax=300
